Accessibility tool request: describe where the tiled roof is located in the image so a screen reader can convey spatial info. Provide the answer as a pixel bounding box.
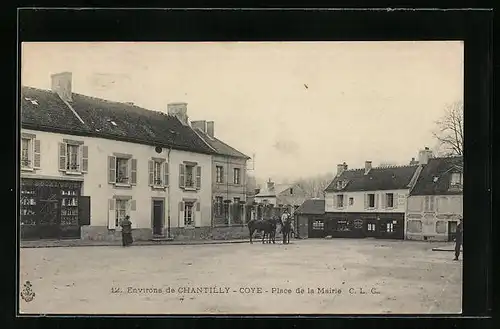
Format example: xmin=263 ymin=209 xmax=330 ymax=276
xmin=410 ymin=156 xmax=463 ymax=195
xmin=194 ymin=128 xmax=250 ymax=159
xmin=324 ymin=165 xmax=419 ymax=192
xmin=255 ymin=184 xmax=294 ymax=197
xmin=21 ymin=87 xmax=215 ymax=155
xmin=295 ymin=199 xmax=325 ymax=215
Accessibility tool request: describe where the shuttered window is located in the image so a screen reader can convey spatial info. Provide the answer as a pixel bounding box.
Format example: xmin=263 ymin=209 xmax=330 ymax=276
xmin=58 ymin=140 xmax=87 ymax=174
xmin=179 ymin=163 xmax=202 ymax=190
xmin=108 ymin=154 xmax=136 ymax=187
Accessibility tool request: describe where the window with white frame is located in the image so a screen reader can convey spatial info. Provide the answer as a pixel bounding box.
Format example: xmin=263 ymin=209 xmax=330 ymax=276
xmin=116 ymin=158 xmax=129 ymax=183
xmin=368 ymin=194 xmax=375 ymax=208
xmin=349 ymin=197 xmax=354 ymax=206
xmin=184 ymin=201 xmax=194 ymax=226
xmin=386 ymin=193 xmax=394 ymax=208
xmin=336 ymin=194 xmax=344 ymax=208
xmin=215 ymin=196 xmax=223 ymax=217
xmin=21 ymin=138 xmax=32 ymax=168
xmin=153 ymin=161 xmax=162 ymax=185
xmin=233 ymin=168 xmax=241 ymax=185
xmin=216 ymin=165 xmax=224 ymax=183
xmin=66 ymin=144 xmax=79 ymax=171
xmin=115 ymin=199 xmax=129 ymax=227
xmin=336 ymin=180 xmax=343 ymax=189
xmin=386 ymin=222 xmax=394 ymax=233
xmin=179 ymin=163 xmax=201 ymax=190
xmin=185 ymin=164 xmax=195 ymax=188
xmin=367 ymin=223 xmax=376 ymax=231
xmin=424 ymin=196 xmax=435 ymax=212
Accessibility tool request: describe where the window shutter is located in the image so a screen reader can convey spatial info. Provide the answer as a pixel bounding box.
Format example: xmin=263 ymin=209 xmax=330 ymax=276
xmin=196 ymin=166 xmax=201 ymax=189
xmin=343 ymin=194 xmax=347 ymax=208
xmin=130 ymin=159 xmax=137 ymax=185
xmin=164 ymin=162 xmax=169 ymax=187
xmin=179 ymin=164 xmax=185 ymax=188
xmin=58 ymin=142 xmax=67 ymax=171
xmin=33 ymin=139 xmax=41 ymax=169
xmin=130 ymin=199 xmax=136 ymax=211
xmin=80 ymin=145 xmax=88 ymax=173
xmin=108 ymin=156 xmax=116 ymax=183
xmin=221 ymin=166 xmax=224 ymax=183
xmin=375 ymin=194 xmax=379 ymax=209
xmin=381 ymin=193 xmax=387 ymax=209
xmin=78 ymin=196 xmax=91 ymax=226
xmin=364 ymin=194 xmax=369 ymax=209
xmin=179 ymin=201 xmax=185 ymax=227
xmin=393 ymin=194 xmax=398 ymax=209
xmin=108 ymin=199 xmax=116 ymax=229
xmin=148 ymin=160 xmax=154 ymax=186
xmin=195 ymin=202 xmax=201 ymax=227
xmin=424 ymin=196 xmax=429 ymax=211
xmin=429 ymin=196 xmax=435 ymax=212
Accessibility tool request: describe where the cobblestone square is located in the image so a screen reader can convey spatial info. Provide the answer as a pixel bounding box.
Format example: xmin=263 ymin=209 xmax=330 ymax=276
xmin=19 ymin=239 xmax=462 ymax=314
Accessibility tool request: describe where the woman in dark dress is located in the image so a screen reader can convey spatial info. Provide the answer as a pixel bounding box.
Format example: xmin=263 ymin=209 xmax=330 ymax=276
xmin=120 ymin=215 xmax=133 ymax=247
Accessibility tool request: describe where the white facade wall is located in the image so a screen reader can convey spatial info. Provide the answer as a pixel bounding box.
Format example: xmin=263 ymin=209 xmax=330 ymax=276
xmin=20 ymin=129 xmax=213 ymax=233
xmin=325 ymin=189 xmax=409 ymax=213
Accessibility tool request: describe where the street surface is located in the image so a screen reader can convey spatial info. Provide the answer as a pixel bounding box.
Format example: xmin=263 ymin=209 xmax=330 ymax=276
xmin=19 ymin=239 xmax=462 ymax=314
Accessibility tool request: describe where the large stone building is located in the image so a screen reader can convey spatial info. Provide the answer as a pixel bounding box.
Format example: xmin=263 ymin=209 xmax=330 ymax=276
xmin=406 ymin=155 xmax=463 ymax=241
xmin=191 ymin=120 xmax=251 ymax=239
xmin=21 ymin=72 xmax=216 ymax=241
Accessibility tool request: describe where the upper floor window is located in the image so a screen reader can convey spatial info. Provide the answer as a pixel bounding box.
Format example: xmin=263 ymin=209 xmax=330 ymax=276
xmin=336 ymin=194 xmax=344 ymax=208
xmin=385 ymin=193 xmax=394 ymax=208
xmin=336 ymin=180 xmax=343 ymax=189
xmin=59 ymin=141 xmax=88 ymax=175
xmin=450 ymin=172 xmax=463 ymax=189
xmin=21 ymin=134 xmax=41 ymax=171
xmin=108 ymin=154 xmax=137 ymax=187
xmin=290 ymin=188 xmax=293 ymax=195
xmin=424 ymin=196 xmax=435 ymax=212
xmin=367 ymin=193 xmax=376 ymax=208
xmin=349 ymin=197 xmax=354 ymax=205
xmin=216 ymin=166 xmax=224 ymax=183
xmin=179 ymin=163 xmax=201 ymax=190
xmin=233 ymin=168 xmax=241 ymax=185
xmin=148 ymin=158 xmax=169 ymax=188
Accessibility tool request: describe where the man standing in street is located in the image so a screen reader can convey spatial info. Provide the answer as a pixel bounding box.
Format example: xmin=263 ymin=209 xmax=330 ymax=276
xmin=454 ymin=217 xmax=463 ymax=261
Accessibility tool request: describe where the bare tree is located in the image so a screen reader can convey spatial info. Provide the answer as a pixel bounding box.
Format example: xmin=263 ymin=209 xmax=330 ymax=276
xmin=296 ymin=173 xmax=335 ymax=199
xmin=432 ymin=101 xmax=464 ymax=156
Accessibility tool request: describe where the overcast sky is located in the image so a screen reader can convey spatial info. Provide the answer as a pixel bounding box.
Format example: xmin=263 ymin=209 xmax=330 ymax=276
xmin=22 ymin=42 xmax=463 ymax=183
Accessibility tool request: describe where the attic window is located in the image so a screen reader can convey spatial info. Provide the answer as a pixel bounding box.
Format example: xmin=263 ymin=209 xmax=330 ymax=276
xmin=433 ymin=176 xmax=439 ymax=183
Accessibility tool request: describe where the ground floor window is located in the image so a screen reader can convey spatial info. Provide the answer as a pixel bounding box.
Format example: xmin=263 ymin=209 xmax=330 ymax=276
xmin=232 ymin=198 xmax=243 ymax=224
xmin=336 ymin=219 xmax=351 ymax=232
xmin=312 ymin=220 xmax=324 ymax=230
xmin=386 ymin=222 xmax=394 ymax=233
xmin=436 ymin=220 xmax=447 ymax=234
xmin=367 ymin=223 xmax=376 ymax=231
xmin=184 ymin=201 xmax=194 ymax=227
xmin=407 ymin=220 xmax=423 ymax=233
xmin=115 ymin=199 xmax=129 ymax=227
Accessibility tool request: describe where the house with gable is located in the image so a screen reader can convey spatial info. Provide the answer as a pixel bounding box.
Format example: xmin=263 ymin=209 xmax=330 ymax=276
xmin=406 ymin=155 xmax=463 ymax=242
xmin=322 ymin=149 xmax=429 ymax=239
xmin=253 ymin=179 xmax=307 ymax=220
xmin=20 ymin=71 xmax=215 ymax=242
xmin=191 ymin=120 xmax=251 ymax=239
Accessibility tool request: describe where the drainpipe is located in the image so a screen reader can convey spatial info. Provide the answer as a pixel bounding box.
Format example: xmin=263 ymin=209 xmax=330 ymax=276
xmin=167 ymin=147 xmax=172 ymax=239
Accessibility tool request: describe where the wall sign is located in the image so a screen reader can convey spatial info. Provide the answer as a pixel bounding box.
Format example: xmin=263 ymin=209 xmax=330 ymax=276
xmin=353 ymin=219 xmax=363 ymax=229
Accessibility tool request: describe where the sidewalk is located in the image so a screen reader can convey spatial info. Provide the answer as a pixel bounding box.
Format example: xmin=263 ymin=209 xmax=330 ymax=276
xmin=431 ymin=242 xmax=463 ymax=252
xmin=20 ymin=238 xmax=251 ymax=248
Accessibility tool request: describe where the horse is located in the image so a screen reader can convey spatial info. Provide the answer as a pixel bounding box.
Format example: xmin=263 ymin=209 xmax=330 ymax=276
xmin=248 ymin=218 xmax=278 ymax=244
xmin=280 ymin=217 xmax=293 ymax=244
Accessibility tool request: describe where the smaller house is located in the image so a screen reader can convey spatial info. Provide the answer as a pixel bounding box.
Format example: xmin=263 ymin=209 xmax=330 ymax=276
xmin=406 ymin=156 xmax=463 ymax=241
xmin=253 ymin=179 xmax=307 ymax=219
xmin=294 ymin=198 xmax=325 ymax=239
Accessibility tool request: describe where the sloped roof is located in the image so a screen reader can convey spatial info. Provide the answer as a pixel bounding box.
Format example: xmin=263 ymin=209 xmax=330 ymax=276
xmin=21 ymin=87 xmax=215 ymax=155
xmin=295 ymin=199 xmax=325 ymax=215
xmin=324 ymin=165 xmax=419 ymax=192
xmin=194 ymin=128 xmax=250 ymax=159
xmin=410 ymin=156 xmax=463 ymax=195
xmin=255 ymin=184 xmax=294 ymax=197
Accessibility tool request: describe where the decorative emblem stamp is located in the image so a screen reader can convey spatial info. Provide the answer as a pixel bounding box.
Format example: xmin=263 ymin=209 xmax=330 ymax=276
xmin=20 ymin=280 xmax=36 ymax=302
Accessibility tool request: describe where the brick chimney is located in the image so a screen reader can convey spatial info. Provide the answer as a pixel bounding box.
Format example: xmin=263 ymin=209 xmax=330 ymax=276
xmin=51 ymin=72 xmax=72 ymax=102
xmin=191 ymin=120 xmax=207 ymax=133
xmin=267 ymin=178 xmax=275 ymax=190
xmin=168 ymin=102 xmax=189 ymax=126
xmin=364 ymin=161 xmax=372 ymax=175
xmin=336 ymin=162 xmax=348 ymax=176
xmin=206 ymin=121 xmax=214 ymax=137
xmin=409 ymin=157 xmax=419 ymax=165
xmin=418 ymin=147 xmax=433 ymax=165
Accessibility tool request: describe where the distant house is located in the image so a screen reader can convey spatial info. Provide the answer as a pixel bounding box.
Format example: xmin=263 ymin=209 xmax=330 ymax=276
xmin=322 ymin=149 xmax=430 ymax=239
xmin=20 ymin=72 xmax=215 ymax=242
xmin=294 ymin=198 xmax=325 ymax=239
xmin=406 ymin=156 xmax=463 ymax=241
xmin=253 ymin=179 xmax=307 ymax=219
xmin=191 ymin=120 xmax=251 ymax=238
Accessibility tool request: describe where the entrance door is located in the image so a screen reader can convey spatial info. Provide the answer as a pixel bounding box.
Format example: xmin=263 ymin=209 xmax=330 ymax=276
xmin=152 ymin=200 xmax=164 ymax=236
xmin=448 ymin=221 xmax=458 ymax=242
xmin=364 ymin=218 xmax=378 ymax=238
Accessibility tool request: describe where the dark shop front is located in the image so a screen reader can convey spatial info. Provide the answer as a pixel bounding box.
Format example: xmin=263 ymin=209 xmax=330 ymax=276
xmin=20 ymin=178 xmax=90 ymax=240
xmin=322 ymin=212 xmax=405 ymax=240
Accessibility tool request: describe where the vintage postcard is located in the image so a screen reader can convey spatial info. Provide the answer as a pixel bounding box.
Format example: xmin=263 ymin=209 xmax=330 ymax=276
xmin=19 ymin=41 xmax=463 ymax=314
